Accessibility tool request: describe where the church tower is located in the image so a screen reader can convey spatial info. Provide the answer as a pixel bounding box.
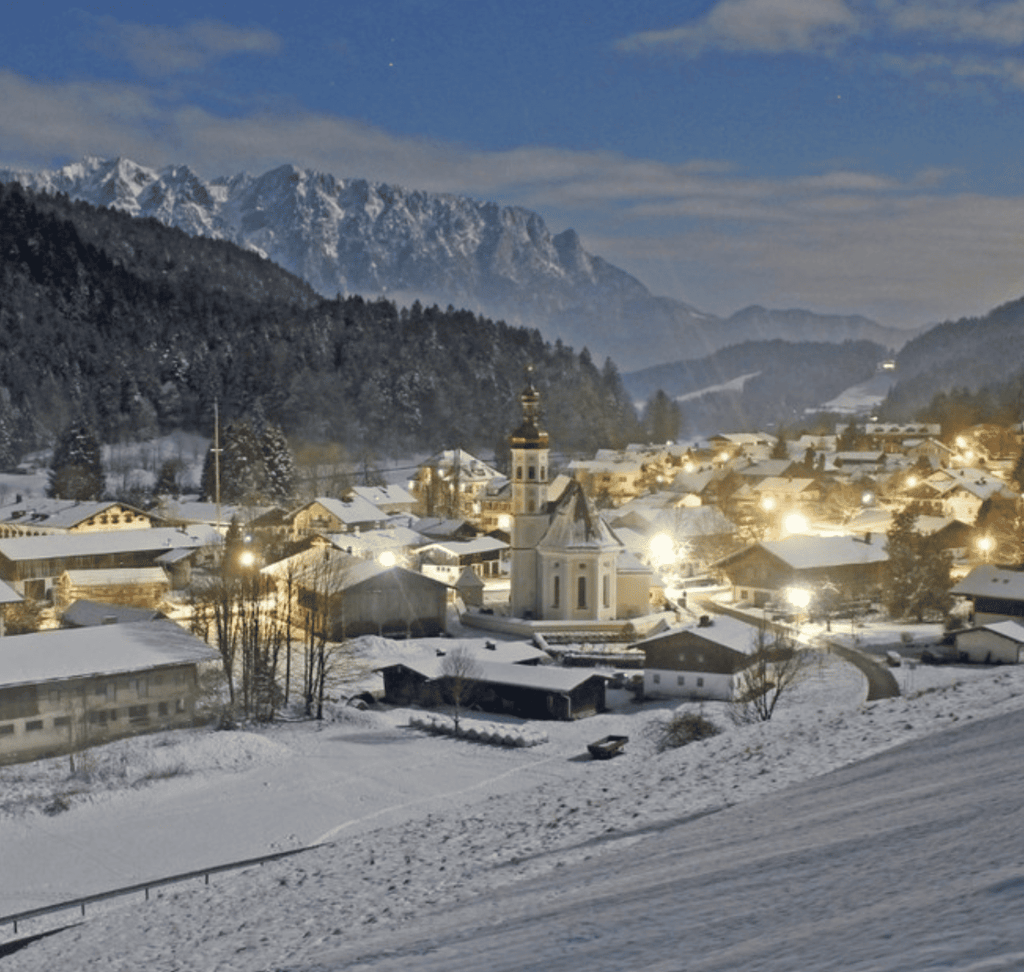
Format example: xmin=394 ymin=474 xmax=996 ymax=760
xmin=510 ymin=370 xmax=550 ymax=618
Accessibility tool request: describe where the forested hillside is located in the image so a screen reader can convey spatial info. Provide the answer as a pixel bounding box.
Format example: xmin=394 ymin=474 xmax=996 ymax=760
xmin=880 ymin=298 xmax=1024 ymax=422
xmin=0 ymin=182 xmax=639 ymax=464
xmin=623 ymin=340 xmax=885 ymax=433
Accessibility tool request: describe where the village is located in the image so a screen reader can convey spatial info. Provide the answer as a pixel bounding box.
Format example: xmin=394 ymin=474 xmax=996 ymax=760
xmin=2 ymin=374 xmax=1024 ymax=770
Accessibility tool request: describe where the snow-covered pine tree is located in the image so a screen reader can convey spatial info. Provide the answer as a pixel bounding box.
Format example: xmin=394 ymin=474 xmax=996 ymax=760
xmin=47 ymin=422 xmax=105 ymax=500
xmin=260 ymin=424 xmax=296 ymax=505
xmin=200 ymin=420 xmax=267 ymax=503
xmin=884 ymin=507 xmax=952 ymax=621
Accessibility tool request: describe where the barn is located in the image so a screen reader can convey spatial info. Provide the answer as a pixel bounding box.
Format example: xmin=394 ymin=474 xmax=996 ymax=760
xmin=378 ymin=657 xmax=608 ymax=720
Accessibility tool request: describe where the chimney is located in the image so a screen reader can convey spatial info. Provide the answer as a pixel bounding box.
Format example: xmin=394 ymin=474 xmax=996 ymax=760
xmin=698 ymin=614 xmax=713 ymax=627
xmin=864 ymin=532 xmax=872 ymax=544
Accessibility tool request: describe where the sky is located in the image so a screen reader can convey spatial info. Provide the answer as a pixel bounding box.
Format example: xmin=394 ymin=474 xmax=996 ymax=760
xmin=3 ymin=1 xmax=1024 ymax=329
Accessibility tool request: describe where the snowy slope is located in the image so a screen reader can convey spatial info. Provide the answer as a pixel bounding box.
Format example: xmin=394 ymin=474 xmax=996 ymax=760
xmin=2 ymin=643 xmax=1023 ymax=971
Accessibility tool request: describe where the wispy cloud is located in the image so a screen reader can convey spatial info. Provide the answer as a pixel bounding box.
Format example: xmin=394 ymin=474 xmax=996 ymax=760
xmin=883 ymin=0 xmax=1024 ymax=46
xmin=617 ymin=1 xmax=1024 ymax=91
xmin=91 ymin=17 xmax=281 ymax=77
xmin=616 ymin=0 xmax=859 ymax=57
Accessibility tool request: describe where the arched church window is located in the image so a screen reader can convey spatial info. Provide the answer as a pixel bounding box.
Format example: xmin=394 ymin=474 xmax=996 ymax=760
xmin=516 ymin=466 xmax=522 ymax=481
xmin=528 ymin=465 xmax=535 ymax=480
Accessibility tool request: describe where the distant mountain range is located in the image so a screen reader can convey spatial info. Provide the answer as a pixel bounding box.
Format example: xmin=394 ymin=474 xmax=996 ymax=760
xmin=0 ymin=157 xmax=920 ymax=371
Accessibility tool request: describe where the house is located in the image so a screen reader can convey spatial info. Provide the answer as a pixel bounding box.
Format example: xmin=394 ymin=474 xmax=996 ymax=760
xmin=955 ymin=620 xmax=1024 ymax=664
xmin=568 ymin=454 xmax=647 ymax=507
xmin=0 ymin=619 xmax=218 ymax=765
xmin=951 ymin=565 xmax=1024 ymax=624
xmin=716 ymin=535 xmax=888 ymax=608
xmin=348 ymin=483 xmax=417 ymax=517
xmin=290 ymin=495 xmax=388 ymax=537
xmin=409 ymin=449 xmax=503 ymax=521
xmin=377 ymin=657 xmax=608 ymax=720
xmin=0 ymin=499 xmax=153 ymax=538
xmin=321 ymin=525 xmax=427 ymax=566
xmin=55 ymin=567 xmax=171 ymax=616
xmin=634 ymin=615 xmax=760 ymax=701
xmin=264 ymin=548 xmax=449 ymax=639
xmin=0 ymin=527 xmax=209 ymax=600
xmin=417 ymin=536 xmax=509 ymax=582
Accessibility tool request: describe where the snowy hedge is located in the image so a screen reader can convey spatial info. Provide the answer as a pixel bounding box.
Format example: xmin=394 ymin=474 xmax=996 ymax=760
xmin=408 ymin=712 xmax=547 ymax=747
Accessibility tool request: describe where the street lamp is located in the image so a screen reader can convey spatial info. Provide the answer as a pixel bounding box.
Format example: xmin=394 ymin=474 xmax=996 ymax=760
xmin=977 ymin=536 xmax=994 ymax=562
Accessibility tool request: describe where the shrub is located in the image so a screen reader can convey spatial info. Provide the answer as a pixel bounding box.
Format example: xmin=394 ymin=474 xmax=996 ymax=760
xmin=652 ymin=710 xmax=720 ymax=752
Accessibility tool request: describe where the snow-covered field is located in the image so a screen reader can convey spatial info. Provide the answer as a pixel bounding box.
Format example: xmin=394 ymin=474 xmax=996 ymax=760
xmin=3 ymin=637 xmax=1023 ymax=970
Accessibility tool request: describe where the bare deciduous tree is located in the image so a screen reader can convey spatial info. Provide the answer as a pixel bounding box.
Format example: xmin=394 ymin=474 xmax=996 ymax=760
xmin=440 ymin=646 xmax=483 ymax=735
xmin=732 ymin=623 xmax=808 ymax=722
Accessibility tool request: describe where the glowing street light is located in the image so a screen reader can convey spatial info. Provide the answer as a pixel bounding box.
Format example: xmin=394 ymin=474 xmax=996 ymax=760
xmin=648 ymin=532 xmax=675 ymax=568
xmin=977 ymin=536 xmax=994 ymax=561
xmin=237 ymin=549 xmax=256 ymax=569
xmin=782 ymin=512 xmax=809 ymax=535
xmin=760 ymin=496 xmax=777 ymax=512
xmin=378 ymin=551 xmax=397 ymax=568
xmin=786 ymin=587 xmax=811 ymax=611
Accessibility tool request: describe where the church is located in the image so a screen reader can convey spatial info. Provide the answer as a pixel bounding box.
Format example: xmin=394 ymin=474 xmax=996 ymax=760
xmin=508 ymin=375 xmax=658 ymax=623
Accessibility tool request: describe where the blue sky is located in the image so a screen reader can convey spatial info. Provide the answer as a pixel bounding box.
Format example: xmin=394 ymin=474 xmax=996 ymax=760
xmin=3 ymin=1 xmax=1024 ymax=330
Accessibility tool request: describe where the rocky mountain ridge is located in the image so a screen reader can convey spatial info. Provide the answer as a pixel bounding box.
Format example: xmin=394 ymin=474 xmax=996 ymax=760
xmin=1 ymin=156 xmax=916 ymax=370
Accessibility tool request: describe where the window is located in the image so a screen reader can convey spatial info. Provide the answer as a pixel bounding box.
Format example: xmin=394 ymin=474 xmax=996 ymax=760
xmin=0 ymin=724 xmax=13 ymax=736
xmin=128 ymin=705 xmax=149 ymax=723
xmin=652 ymin=673 xmax=661 ymax=684
xmin=25 ymin=720 xmax=43 ymax=732
xmin=577 ymin=576 xmax=587 ymax=609
xmin=175 ymin=699 xmax=186 ymax=714
xmin=158 ymin=701 xmax=169 ymax=717
xmin=516 ymin=466 xmax=522 ymax=481
xmin=677 ymin=675 xmax=686 ymax=686
xmin=53 ymin=716 xmax=71 ymax=729
xmin=697 ymin=677 xmax=704 ymax=688
xmin=603 ymin=574 xmax=610 ymax=609
xmin=528 ymin=465 xmax=535 ymax=480
xmin=552 ymin=575 xmax=560 ymax=608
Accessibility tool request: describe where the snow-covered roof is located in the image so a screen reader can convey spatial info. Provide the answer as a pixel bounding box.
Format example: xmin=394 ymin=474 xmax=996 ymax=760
xmin=0 ymin=499 xmax=148 ymax=529
xmin=963 ymin=620 xmax=1024 ymax=644
xmin=325 ymin=526 xmax=427 ymax=557
xmin=951 ymin=565 xmax=1024 ymax=601
xmin=757 ymin=535 xmax=889 ymax=570
xmin=633 ymin=615 xmax=758 ymax=656
xmin=60 ymin=599 xmax=164 ymax=627
xmin=0 ymin=578 xmax=21 ymax=604
xmin=0 ymin=620 xmax=219 ymax=689
xmin=303 ymin=495 xmax=386 ymax=526
xmin=61 ymin=567 xmax=169 ymax=587
xmin=538 ymin=481 xmax=622 ymax=553
xmin=0 ymin=527 xmax=208 ymax=563
xmin=421 ymin=449 xmax=501 ymax=482
xmin=378 ymin=657 xmax=607 ymax=692
xmin=349 ymin=484 xmax=416 ymax=508
xmin=417 ymin=537 xmax=508 ymax=557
